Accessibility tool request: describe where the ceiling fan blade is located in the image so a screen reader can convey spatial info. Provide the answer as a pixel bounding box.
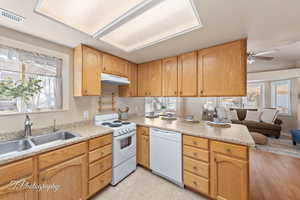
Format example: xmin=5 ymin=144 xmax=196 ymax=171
xmin=254 ymin=49 xmax=280 ymax=56
xmin=254 ymin=56 xmax=274 ymax=61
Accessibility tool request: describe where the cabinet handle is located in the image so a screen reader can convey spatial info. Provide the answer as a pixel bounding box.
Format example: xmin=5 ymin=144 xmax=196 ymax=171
xmin=174 ymin=91 xmax=177 ymax=95
xmin=226 ymin=148 xmax=231 ymax=153
xmin=193 ymin=141 xmax=198 ymax=145
xmin=193 ymin=181 xmax=198 ymax=186
xmin=193 ymin=152 xmax=198 ymax=157
xmin=193 ymin=166 xmax=198 ymax=170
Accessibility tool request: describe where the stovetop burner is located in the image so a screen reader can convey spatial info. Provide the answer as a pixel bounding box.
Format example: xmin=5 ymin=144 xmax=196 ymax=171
xmin=109 ymin=123 xmax=122 ymax=127
xmin=113 ymin=120 xmax=122 ymax=123
xmin=122 ymin=122 xmax=131 ymax=125
xmin=102 ymin=122 xmax=112 ymax=126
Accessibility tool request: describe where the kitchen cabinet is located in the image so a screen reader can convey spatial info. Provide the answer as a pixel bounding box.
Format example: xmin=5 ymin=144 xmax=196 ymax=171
xmin=0 ymin=158 xmax=35 ymax=200
xmin=88 ymin=134 xmax=112 ymax=197
xmin=119 ymin=62 xmax=138 ymax=97
xmin=183 ymin=135 xmax=209 ymax=196
xmin=210 ymin=141 xmax=249 ymax=200
xmin=178 ymin=52 xmax=198 ymax=97
xmin=162 ymin=56 xmax=178 ymax=96
xmin=103 ymin=54 xmax=128 ymax=77
xmin=198 ymin=39 xmax=247 ymax=96
xmin=39 ymin=155 xmax=87 ymax=200
xmin=74 ymin=45 xmax=102 ymax=96
xmin=138 ymin=60 xmax=162 ymax=97
xmin=137 ymin=126 xmax=149 ymax=168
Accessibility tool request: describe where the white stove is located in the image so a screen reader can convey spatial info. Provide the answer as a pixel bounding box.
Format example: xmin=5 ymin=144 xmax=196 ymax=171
xmin=95 ymin=114 xmax=136 ymax=185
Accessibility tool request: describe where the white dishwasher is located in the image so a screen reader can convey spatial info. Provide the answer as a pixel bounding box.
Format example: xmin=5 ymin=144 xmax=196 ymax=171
xmin=150 ymin=128 xmax=183 ymax=187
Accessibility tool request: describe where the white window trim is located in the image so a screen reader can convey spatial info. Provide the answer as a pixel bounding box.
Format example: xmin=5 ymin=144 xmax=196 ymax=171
xmin=271 ymin=79 xmax=291 ymax=116
xmin=0 ymin=36 xmax=70 ymax=115
xmin=243 ymin=82 xmax=265 ymax=109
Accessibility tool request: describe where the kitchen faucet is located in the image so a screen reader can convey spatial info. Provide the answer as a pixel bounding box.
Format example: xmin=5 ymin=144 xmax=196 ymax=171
xmin=24 ymin=114 xmax=32 ymax=138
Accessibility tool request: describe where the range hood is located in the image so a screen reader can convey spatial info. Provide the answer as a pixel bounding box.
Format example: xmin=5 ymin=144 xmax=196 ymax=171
xmin=101 ymin=73 xmax=130 ymax=85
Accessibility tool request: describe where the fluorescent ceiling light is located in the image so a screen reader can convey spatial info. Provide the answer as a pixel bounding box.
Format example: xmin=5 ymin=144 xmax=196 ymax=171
xmin=35 ymin=0 xmax=202 ymax=52
xmin=35 ymin=0 xmax=147 ymax=35
xmin=100 ymin=0 xmax=202 ymax=52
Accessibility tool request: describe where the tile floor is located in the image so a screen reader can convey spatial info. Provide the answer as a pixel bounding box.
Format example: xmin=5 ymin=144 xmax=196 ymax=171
xmin=92 ymin=167 xmax=207 ymax=200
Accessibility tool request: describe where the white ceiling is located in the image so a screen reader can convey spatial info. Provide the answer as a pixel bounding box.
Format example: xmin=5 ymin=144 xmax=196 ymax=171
xmin=1 ymin=0 xmax=300 ymax=67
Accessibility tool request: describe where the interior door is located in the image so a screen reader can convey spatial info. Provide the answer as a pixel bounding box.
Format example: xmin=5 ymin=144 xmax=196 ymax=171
xmin=148 ymin=60 xmax=162 ymax=96
xmin=162 ymin=56 xmax=178 ymax=96
xmin=39 ymin=156 xmax=87 ymax=200
xmin=82 ymin=46 xmax=102 ymax=96
xmin=211 ymin=152 xmax=248 ymax=200
xmin=178 ymin=52 xmax=198 ymax=97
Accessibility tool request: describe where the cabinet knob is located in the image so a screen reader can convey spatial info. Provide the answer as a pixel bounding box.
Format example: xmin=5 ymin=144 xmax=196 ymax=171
xmin=193 ymin=181 xmax=197 ymax=186
xmin=193 ymin=152 xmax=198 ymax=157
xmin=174 ymin=91 xmax=177 ymax=95
xmin=193 ymin=141 xmax=198 ymax=145
xmin=193 ymin=166 xmax=198 ymax=170
xmin=226 ymin=148 xmax=231 ymax=153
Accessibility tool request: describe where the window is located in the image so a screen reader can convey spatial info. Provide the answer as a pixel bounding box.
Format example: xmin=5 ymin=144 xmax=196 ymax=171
xmin=145 ymin=97 xmax=177 ymax=114
xmin=243 ymin=83 xmax=265 ymax=109
xmin=271 ymin=80 xmax=291 ymax=115
xmin=0 ymin=44 xmax=62 ymax=113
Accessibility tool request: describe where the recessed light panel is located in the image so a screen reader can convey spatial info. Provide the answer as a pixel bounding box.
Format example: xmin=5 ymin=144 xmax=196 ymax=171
xmin=35 ymin=0 xmax=146 ymax=35
xmin=100 ymin=0 xmax=202 ymax=51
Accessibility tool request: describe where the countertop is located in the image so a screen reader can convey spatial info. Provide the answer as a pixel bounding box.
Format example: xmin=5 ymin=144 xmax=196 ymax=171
xmin=128 ymin=116 xmax=255 ymax=147
xmin=0 ymin=122 xmax=113 ymax=165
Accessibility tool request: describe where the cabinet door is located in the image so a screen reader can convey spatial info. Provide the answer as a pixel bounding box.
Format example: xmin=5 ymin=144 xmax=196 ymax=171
xmin=148 ymin=60 xmax=162 ymax=96
xmin=137 ymin=63 xmax=149 ymax=96
xmin=199 ymin=39 xmax=247 ymax=96
xmin=102 ymin=54 xmax=116 ymax=75
xmin=119 ymin=63 xmax=138 ymax=97
xmin=39 ymin=155 xmax=87 ymax=200
xmin=211 ymin=152 xmax=248 ymax=200
xmin=0 ymin=176 xmax=35 ymax=200
xmin=82 ymin=46 xmax=102 ymax=96
xmin=117 ymin=59 xmax=128 ymax=77
xmin=137 ymin=126 xmax=149 ymax=168
xmin=162 ymin=56 xmax=178 ymax=96
xmin=178 ymin=52 xmax=198 ymax=96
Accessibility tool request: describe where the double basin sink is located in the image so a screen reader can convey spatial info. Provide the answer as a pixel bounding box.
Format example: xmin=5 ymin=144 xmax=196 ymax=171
xmin=0 ymin=131 xmax=80 ymax=158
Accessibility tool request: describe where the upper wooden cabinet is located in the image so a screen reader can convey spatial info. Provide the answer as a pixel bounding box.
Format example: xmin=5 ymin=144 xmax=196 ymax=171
xmin=119 ymin=62 xmax=138 ymax=97
xmin=198 ymin=39 xmax=247 ymax=97
xmin=178 ymin=51 xmax=198 ymax=97
xmin=103 ymin=54 xmax=128 ymax=77
xmin=137 ymin=63 xmax=149 ymax=96
xmin=74 ymin=45 xmax=102 ymax=96
xmin=162 ymin=56 xmax=178 ymax=97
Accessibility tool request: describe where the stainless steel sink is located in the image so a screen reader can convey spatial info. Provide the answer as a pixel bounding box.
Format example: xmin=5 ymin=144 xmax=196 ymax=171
xmin=30 ymin=131 xmax=80 ymax=146
xmin=0 ymin=139 xmax=32 ymax=156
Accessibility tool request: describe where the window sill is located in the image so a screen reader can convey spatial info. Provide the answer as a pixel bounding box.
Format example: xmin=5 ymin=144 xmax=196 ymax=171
xmin=0 ymin=109 xmax=69 ymax=116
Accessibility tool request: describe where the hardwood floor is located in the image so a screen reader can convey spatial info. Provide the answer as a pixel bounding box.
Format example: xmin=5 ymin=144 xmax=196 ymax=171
xmin=250 ymin=149 xmax=300 ymax=200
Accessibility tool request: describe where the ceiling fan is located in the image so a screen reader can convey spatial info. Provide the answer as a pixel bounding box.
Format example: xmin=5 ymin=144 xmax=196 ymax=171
xmin=247 ymin=49 xmax=280 ymax=64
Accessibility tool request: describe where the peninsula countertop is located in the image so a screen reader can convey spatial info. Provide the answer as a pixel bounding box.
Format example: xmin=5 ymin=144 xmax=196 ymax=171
xmin=128 ymin=116 xmax=255 ymax=147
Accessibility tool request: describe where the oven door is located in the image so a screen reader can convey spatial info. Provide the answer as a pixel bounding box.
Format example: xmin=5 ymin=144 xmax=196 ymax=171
xmin=113 ymin=131 xmax=136 ymax=167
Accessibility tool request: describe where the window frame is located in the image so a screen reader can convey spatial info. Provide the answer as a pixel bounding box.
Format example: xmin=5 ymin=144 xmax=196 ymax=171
xmin=242 ymin=82 xmax=265 ymax=109
xmin=271 ymin=79 xmax=291 ymax=116
xmin=0 ymin=36 xmax=70 ymax=116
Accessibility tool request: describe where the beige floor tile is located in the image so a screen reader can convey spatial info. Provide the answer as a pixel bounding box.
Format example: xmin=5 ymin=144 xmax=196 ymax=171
xmin=92 ymin=167 xmax=207 ymax=200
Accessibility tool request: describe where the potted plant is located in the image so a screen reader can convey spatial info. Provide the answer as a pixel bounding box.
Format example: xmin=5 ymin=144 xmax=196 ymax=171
xmin=0 ymin=77 xmax=43 ymax=113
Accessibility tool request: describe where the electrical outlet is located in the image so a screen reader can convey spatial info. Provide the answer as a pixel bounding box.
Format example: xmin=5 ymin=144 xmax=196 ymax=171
xmin=83 ymin=111 xmax=89 ymax=120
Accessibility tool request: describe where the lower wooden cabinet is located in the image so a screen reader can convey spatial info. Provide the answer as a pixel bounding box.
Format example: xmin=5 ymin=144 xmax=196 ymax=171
xmin=39 ymin=155 xmax=87 ymax=200
xmin=184 ymin=171 xmax=209 ymax=195
xmin=0 ymin=158 xmax=35 ymax=200
xmin=137 ymin=126 xmax=150 ymax=168
xmin=210 ymin=141 xmax=249 ymax=200
xmin=88 ymin=169 xmax=112 ymax=196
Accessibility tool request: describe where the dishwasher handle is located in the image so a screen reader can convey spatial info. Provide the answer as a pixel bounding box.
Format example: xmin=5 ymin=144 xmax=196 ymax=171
xmin=150 ymin=128 xmax=181 ymax=141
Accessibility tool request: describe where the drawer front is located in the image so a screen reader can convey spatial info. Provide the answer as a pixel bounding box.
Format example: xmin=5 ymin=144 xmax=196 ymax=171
xmin=39 ymin=142 xmax=87 ymax=170
xmin=89 ymin=134 xmax=112 ymax=151
xmin=183 ymin=145 xmax=209 ymax=162
xmin=89 ymin=155 xmax=112 ymax=179
xmin=183 ymin=157 xmax=209 ymax=178
xmin=89 ymin=169 xmax=112 ymax=196
xmin=183 ymin=135 xmax=208 ymax=149
xmin=138 ymin=126 xmax=149 ymax=136
xmin=184 ymin=171 xmax=209 ymax=195
xmin=89 ymin=144 xmax=112 ymax=163
xmin=211 ymin=141 xmax=248 ymax=160
xmin=0 ymin=158 xmax=33 ymax=185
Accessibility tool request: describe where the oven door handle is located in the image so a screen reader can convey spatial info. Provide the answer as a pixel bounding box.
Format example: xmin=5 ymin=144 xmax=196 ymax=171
xmin=116 ymin=131 xmax=135 ymax=140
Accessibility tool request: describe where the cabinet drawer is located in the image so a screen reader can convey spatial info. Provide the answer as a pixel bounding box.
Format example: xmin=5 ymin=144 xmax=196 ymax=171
xmin=89 ymin=134 xmax=112 ymax=151
xmin=138 ymin=126 xmax=149 ymax=136
xmin=183 ymin=145 xmax=209 ymax=162
xmin=211 ymin=141 xmax=248 ymax=160
xmin=183 ymin=157 xmax=209 ymax=178
xmin=89 ymin=155 xmax=112 ymax=179
xmin=184 ymin=171 xmax=209 ymax=195
xmin=0 ymin=158 xmax=33 ymax=185
xmin=39 ymin=142 xmax=87 ymax=170
xmin=183 ymin=135 xmax=208 ymax=149
xmin=89 ymin=144 xmax=112 ymax=163
xmin=89 ymin=169 xmax=112 ymax=196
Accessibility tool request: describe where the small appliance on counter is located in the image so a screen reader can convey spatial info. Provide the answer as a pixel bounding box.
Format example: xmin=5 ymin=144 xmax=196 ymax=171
xmin=118 ymin=106 xmax=129 ymax=120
